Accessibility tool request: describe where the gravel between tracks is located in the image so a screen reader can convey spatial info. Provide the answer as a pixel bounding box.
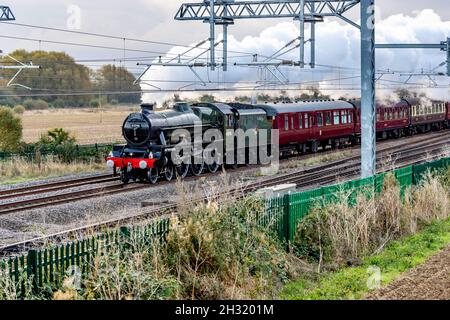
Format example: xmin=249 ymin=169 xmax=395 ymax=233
xmin=366 ymin=246 xmax=450 ymax=300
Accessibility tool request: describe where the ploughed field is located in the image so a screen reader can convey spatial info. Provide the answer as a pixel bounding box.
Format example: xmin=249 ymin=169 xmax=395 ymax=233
xmin=367 ymin=246 xmax=450 ymax=300
xmin=21 ymin=107 xmax=135 ymax=144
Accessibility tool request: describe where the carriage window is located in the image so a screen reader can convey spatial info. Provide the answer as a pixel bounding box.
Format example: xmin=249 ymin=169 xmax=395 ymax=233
xmin=349 ymin=113 xmax=353 ymax=123
xmin=228 ymin=115 xmax=234 ymax=127
xmin=394 ymin=111 xmax=399 ymax=120
xmin=376 ymin=111 xmax=380 ymax=122
xmin=284 ymin=115 xmax=289 ymax=131
xmin=291 ymin=116 xmax=294 ymax=129
xmin=341 ymin=111 xmax=348 ymax=124
xmin=384 ymin=110 xmax=388 ymax=121
xmin=317 ymin=113 xmax=323 ymax=127
xmin=305 ymin=114 xmax=309 ymax=128
xmin=299 ymin=114 xmax=303 ymax=129
xmin=326 ymin=112 xmax=332 ymax=126
xmin=334 ymin=111 xmax=340 ymax=124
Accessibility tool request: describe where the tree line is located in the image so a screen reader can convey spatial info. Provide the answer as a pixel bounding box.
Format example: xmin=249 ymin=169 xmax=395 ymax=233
xmin=0 ymin=50 xmax=141 ymax=108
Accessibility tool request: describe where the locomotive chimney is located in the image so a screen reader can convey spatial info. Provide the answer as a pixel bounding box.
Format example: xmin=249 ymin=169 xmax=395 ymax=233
xmin=141 ymin=103 xmax=155 ymax=113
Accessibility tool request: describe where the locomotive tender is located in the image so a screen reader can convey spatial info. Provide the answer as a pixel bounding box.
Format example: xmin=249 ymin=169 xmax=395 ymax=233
xmin=107 ymin=98 xmax=450 ymax=184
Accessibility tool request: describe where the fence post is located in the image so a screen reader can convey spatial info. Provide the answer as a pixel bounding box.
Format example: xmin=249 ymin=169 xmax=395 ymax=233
xmin=283 ymin=194 xmax=291 ymax=247
xmin=27 ymin=249 xmax=38 ymax=292
xmin=119 ymin=226 xmax=131 ymax=249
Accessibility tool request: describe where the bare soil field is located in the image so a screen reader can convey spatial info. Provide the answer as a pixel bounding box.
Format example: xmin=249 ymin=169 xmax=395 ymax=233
xmin=366 ymin=246 xmax=450 ymax=300
xmin=21 ymin=107 xmax=138 ymax=144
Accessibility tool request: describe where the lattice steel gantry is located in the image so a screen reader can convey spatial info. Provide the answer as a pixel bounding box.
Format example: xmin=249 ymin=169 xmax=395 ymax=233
xmin=0 ymin=6 xmax=40 ymax=89
xmin=175 ymin=0 xmax=360 ymax=71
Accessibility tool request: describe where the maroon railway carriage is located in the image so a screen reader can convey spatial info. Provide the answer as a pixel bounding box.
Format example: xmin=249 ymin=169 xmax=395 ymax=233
xmin=447 ymin=102 xmax=450 ymax=123
xmin=256 ymin=100 xmax=356 ymax=154
xmin=406 ymin=98 xmax=447 ymax=133
xmin=352 ymin=99 xmax=410 ymax=139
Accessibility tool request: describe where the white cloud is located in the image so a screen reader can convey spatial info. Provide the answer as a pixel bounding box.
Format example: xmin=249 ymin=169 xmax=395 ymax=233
xmin=141 ymin=9 xmax=450 ymax=104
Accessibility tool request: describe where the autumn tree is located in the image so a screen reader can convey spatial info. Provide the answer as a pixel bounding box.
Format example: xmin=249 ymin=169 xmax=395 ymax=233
xmin=0 ymin=50 xmax=93 ymax=107
xmin=93 ymin=65 xmax=141 ymax=104
xmin=0 ymin=107 xmax=23 ymax=152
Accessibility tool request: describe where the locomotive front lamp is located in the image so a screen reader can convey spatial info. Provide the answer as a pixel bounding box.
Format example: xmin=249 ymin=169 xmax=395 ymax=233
xmin=139 ymin=161 xmax=148 ymax=170
xmin=106 ymin=160 xmax=115 ymax=169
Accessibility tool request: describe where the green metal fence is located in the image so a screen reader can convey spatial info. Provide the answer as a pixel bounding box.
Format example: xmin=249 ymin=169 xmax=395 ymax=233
xmin=1 ymin=156 xmax=450 ymax=296
xmin=1 ymin=220 xmax=170 ymax=297
xmin=265 ymin=156 xmax=450 ymax=244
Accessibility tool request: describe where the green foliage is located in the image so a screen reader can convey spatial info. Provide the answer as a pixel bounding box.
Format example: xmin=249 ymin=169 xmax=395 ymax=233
xmin=0 ymin=90 xmax=21 ymax=108
xmin=39 ymin=128 xmax=76 ymax=146
xmin=23 ymin=99 xmax=49 ymax=110
xmin=0 ymin=107 xmax=23 ymax=152
xmin=234 ymin=95 xmax=252 ymax=103
xmin=281 ymin=218 xmax=450 ymax=300
xmin=159 ymin=196 xmax=290 ymax=299
xmin=0 ymin=50 xmax=93 ymax=107
xmin=199 ymin=94 xmax=216 ymax=103
xmin=93 ymin=65 xmax=141 ymax=104
xmin=77 ymin=196 xmax=293 ymax=300
xmin=38 ymin=128 xmax=77 ymax=163
xmin=12 ymin=105 xmax=25 ymax=114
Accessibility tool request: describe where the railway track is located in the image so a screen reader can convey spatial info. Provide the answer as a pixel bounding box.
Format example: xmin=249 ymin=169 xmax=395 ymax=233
xmin=0 ymin=174 xmax=118 ymax=199
xmin=1 ymin=131 xmax=450 ymax=254
xmin=1 ymin=131 xmax=449 ymax=216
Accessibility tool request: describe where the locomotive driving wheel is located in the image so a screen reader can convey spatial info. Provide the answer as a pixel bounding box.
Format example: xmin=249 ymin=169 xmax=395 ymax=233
xmin=176 ymin=163 xmax=190 ymax=179
xmin=207 ymin=162 xmax=220 ymax=173
xmin=164 ymin=165 xmax=174 ymax=182
xmin=191 ymin=160 xmax=204 ymax=176
xmin=206 ymin=149 xmax=220 ymax=173
xmin=147 ymin=167 xmax=159 ymax=184
xmin=120 ymin=171 xmax=129 ymax=185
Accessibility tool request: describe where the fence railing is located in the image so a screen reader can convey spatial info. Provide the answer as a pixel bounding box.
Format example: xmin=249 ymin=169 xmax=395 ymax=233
xmin=1 ymin=156 xmax=450 ymax=297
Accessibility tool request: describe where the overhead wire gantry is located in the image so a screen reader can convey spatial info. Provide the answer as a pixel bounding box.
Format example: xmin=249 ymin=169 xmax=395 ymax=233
xmin=0 ymin=6 xmax=40 ymax=89
xmin=175 ymin=0 xmax=360 ymax=71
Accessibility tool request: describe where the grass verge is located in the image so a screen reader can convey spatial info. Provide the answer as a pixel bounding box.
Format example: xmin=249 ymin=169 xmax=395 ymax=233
xmin=0 ymin=156 xmax=105 ymax=185
xmin=281 ymin=217 xmax=450 ymax=300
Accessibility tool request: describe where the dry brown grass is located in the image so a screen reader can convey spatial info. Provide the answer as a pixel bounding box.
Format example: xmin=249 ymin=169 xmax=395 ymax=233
xmin=20 ymin=107 xmax=137 ymax=144
xmin=0 ymin=156 xmax=105 ymax=184
xmin=295 ymin=173 xmax=450 ymax=269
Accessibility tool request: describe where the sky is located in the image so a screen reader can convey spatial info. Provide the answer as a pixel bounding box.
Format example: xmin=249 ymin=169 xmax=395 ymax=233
xmin=0 ymin=0 xmax=449 ymax=102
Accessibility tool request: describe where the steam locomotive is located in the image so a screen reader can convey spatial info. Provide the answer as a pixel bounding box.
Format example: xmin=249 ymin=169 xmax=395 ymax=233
xmin=106 ymin=98 xmax=450 ymax=184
